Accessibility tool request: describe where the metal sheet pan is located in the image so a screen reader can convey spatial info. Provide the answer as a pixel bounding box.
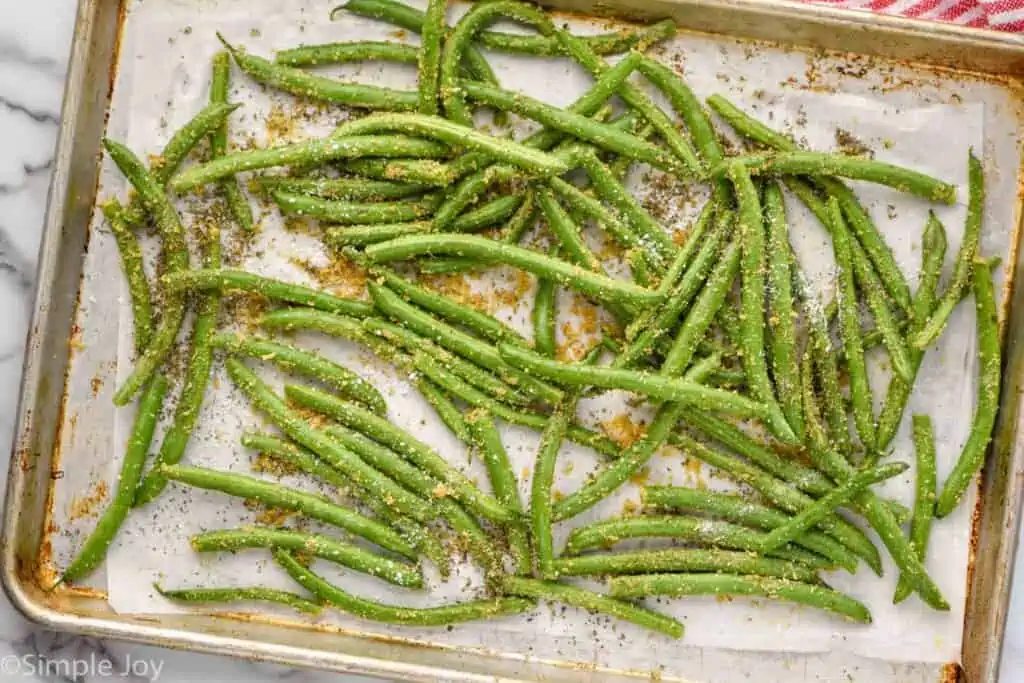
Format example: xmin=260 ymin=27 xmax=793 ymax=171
xmin=3 ymin=0 xmax=1023 ymax=681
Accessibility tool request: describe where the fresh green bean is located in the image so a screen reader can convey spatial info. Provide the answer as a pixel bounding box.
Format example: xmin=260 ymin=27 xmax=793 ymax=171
xmin=221 ymin=35 xmax=418 ymax=110
xmin=241 ymin=431 xmax=450 ymax=575
xmin=366 ymin=234 xmax=662 ymax=311
xmin=210 ymin=51 xmax=254 ymax=232
xmin=536 ymin=186 xmax=601 ymax=272
xmin=133 ymin=221 xmax=221 ymax=507
xmin=422 ymin=377 xmax=473 ymax=443
xmin=533 ymin=246 xmax=558 ymax=358
xmin=160 ymin=461 xmax=416 ymax=559
xmin=276 ymin=40 xmax=419 ymax=66
xmin=213 ymin=332 xmax=386 ymax=414
xmin=669 ymin=431 xmax=881 ymax=573
xmin=757 ymin=462 xmax=906 ymax=555
xmin=828 ymin=197 xmax=876 ymax=452
xmin=641 ymin=487 xmax=859 ymax=573
xmin=706 ymin=94 xmax=793 ymax=151
xmin=499 ymin=345 xmax=770 ymax=421
xmin=609 ymin=573 xmax=872 ymax=623
xmin=104 ymin=139 xmax=190 ymax=406
xmin=460 ymin=80 xmax=690 ymax=177
xmin=284 ymin=383 xmax=519 ymax=526
xmin=913 ymin=153 xmax=984 ymax=348
xmin=763 ymin=183 xmax=802 ymax=438
xmin=163 ymin=268 xmax=374 ymax=318
xmin=192 ymin=527 xmax=421 ymax=588
xmin=894 ymin=415 xmax=938 ymax=602
xmin=57 ymin=376 xmax=168 ymax=585
xmin=877 ymin=213 xmax=947 ymax=449
xmin=274 ymin=191 xmax=439 ymax=225
xmin=465 ymin=411 xmax=530 ymax=574
xmin=344 ymin=158 xmax=459 ymax=186
xmin=552 ymin=548 xmax=820 ymax=583
xmin=155 ymin=584 xmax=322 ymax=615
xmin=102 ymin=201 xmax=152 ymax=353
xmin=369 ymin=282 xmax=562 ymax=404
xmin=502 ymin=576 xmax=683 ymax=638
xmin=723 ymin=151 xmax=956 ymax=204
xmin=275 ymin=549 xmax=534 ymax=623
xmin=171 ymin=136 xmax=449 ymax=191
xmin=564 ymin=515 xmax=834 ymax=571
xmin=727 ymin=161 xmax=796 ymax=445
xmin=334 ymin=112 xmax=569 ymax=177
xmin=417 ymin=0 xmax=445 ymax=115
xmin=258 ymin=176 xmax=429 ymax=201
xmin=660 ymin=238 xmax=741 ymax=374
xmin=450 ymin=194 xmax=522 ymax=232
xmin=616 ymin=209 xmax=731 ymax=368
xmin=324 ymin=222 xmax=431 ymax=247
xmin=550 ymin=177 xmax=643 ymax=258
xmin=935 ymin=258 xmax=1001 ymax=517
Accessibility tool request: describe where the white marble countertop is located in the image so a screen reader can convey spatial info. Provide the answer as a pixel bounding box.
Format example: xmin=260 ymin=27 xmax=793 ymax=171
xmin=1 ymin=2 xmax=1021 ymax=681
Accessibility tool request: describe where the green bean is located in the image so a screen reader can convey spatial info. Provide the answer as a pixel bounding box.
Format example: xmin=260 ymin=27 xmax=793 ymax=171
xmin=210 ymin=51 xmax=254 ymax=232
xmin=192 ymin=527 xmax=421 ymax=588
xmin=213 ymin=332 xmax=386 ymax=414
xmin=549 ymin=177 xmax=643 ymax=258
xmin=421 ymin=377 xmax=474 ymax=444
xmin=706 ymin=95 xmax=912 ymax=309
xmin=894 ymin=415 xmax=938 ymax=602
xmin=367 ymin=233 xmax=661 ymax=310
xmin=163 ymin=268 xmax=374 ymax=318
xmin=727 ymin=161 xmax=796 ymax=445
xmin=669 ymin=432 xmax=881 ymax=573
xmin=57 ymin=376 xmax=168 ymax=585
xmin=172 ymin=136 xmax=449 ymax=191
xmin=335 ymin=0 xmax=502 ymax=95
xmin=241 ymin=431 xmax=450 ymax=575
xmin=450 ymin=195 xmax=522 ymax=232
xmin=660 ymin=238 xmax=742 ymax=374
xmin=877 ymin=214 xmax=947 ymax=449
xmin=577 ymin=150 xmax=678 ymax=263
xmin=258 ymin=176 xmax=428 ymax=201
xmin=616 ymin=210 xmax=732 ymax=369
xmin=101 ymin=201 xmax=152 ymax=353
xmin=160 ymin=460 xmax=417 ymax=559
xmin=564 ymin=515 xmax=834 ymax=571
xmin=609 ymin=574 xmax=872 ymax=623
xmin=536 ymin=187 xmax=600 ymax=272
xmin=284 ymin=383 xmax=519 ymax=526
xmin=533 ymin=248 xmax=558 ymax=359
xmin=155 ymin=584 xmax=322 ymax=615
xmin=276 ymin=40 xmax=419 ymax=67
xmin=624 ymin=201 xmax=715 ymax=343
xmin=104 ymin=139 xmax=190 ymax=406
xmin=417 ymin=0 xmax=445 ymax=115
xmin=274 ymin=191 xmax=439 ymax=225
xmin=362 ymin=316 xmax=532 ymax=406
xmin=763 ymin=183 xmax=802 ymax=438
xmin=552 ymin=548 xmax=820 ymax=583
xmin=913 ymin=152 xmax=984 ymax=347
xmin=828 ymin=197 xmax=876 ymax=452
xmin=500 ymin=188 xmax=538 ymax=245
xmin=220 ymin=35 xmax=418 ymax=110
xmin=321 ymin=424 xmax=498 ymax=572
xmin=935 ymin=258 xmax=1001 ymax=517
xmin=460 ymin=81 xmax=690 ymax=177
xmin=757 ymin=462 xmax=906 ymax=555
xmin=685 ymin=352 xmax=723 ymax=383
xmin=324 ymin=222 xmax=430 ymax=247
xmin=502 ymin=576 xmax=683 ymax=638
xmin=499 ymin=345 xmax=770 ymax=421
xmin=335 ymin=113 xmax=569 ymax=177
xmin=132 ymin=222 xmax=221 ymax=507
xmin=465 ymin=411 xmax=530 ymax=574
xmin=723 ymin=151 xmax=956 ymax=204
xmin=369 ymin=282 xmax=562 ymax=404
xmin=344 ymin=158 xmax=459 ymax=187
xmin=641 ymin=487 xmax=859 ymax=573
xmin=275 ymin=549 xmax=533 ymax=623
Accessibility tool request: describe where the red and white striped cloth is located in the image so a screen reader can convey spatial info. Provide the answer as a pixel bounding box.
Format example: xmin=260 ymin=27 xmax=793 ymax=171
xmin=805 ymin=0 xmax=1024 ymax=32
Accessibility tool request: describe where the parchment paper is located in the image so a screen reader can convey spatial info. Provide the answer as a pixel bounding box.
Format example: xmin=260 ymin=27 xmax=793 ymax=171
xmin=43 ymin=0 xmax=1022 ymax=679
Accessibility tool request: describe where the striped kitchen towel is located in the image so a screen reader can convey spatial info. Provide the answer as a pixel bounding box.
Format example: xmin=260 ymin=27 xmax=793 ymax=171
xmin=806 ymin=0 xmax=1024 ymax=31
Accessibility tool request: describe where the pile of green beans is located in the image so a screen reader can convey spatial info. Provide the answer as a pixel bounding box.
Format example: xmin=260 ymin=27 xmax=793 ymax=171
xmin=71 ymin=0 xmax=1002 ymax=646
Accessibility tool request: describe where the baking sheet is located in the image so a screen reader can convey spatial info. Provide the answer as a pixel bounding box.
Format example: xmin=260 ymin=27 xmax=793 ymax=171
xmin=41 ymin=0 xmax=1020 ymax=679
